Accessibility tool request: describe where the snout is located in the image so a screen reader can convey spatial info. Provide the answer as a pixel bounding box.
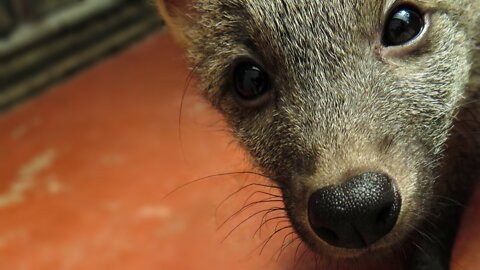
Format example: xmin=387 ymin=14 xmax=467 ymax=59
xmin=307 ymin=172 xmax=401 ymax=249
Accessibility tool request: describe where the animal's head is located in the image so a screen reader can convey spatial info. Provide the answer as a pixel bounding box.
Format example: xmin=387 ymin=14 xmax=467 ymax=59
xmin=157 ymin=0 xmax=479 ymax=260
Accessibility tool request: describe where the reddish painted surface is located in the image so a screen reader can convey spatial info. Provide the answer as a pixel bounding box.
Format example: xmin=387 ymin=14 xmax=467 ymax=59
xmin=0 ymin=32 xmax=479 ymax=270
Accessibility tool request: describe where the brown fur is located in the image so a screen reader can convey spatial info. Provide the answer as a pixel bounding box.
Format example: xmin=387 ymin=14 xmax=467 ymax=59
xmin=157 ymin=0 xmax=480 ymax=268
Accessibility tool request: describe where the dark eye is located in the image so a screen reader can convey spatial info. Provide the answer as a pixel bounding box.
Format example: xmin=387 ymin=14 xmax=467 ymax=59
xmin=233 ymin=62 xmax=270 ymax=101
xmin=383 ymin=5 xmax=425 ymax=47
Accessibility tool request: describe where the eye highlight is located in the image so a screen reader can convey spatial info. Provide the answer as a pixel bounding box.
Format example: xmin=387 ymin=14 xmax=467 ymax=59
xmin=233 ymin=61 xmax=271 ymax=103
xmin=382 ymin=5 xmax=425 ymax=47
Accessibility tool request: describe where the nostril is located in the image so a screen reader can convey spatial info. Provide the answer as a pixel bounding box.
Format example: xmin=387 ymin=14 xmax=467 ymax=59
xmin=379 ymin=191 xmax=401 ymax=229
xmin=316 ymin=226 xmax=340 ymax=244
xmin=377 ymin=205 xmax=393 ymax=225
xmin=376 ymin=203 xmax=399 ymax=234
xmin=307 ymin=172 xmax=401 ymax=249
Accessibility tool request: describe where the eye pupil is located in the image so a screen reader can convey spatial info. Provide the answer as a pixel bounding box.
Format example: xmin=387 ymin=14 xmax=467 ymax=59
xmin=234 ymin=63 xmax=269 ymax=100
xmin=383 ymin=6 xmax=424 ymax=46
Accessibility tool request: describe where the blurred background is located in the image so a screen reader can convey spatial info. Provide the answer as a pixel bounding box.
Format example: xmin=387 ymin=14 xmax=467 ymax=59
xmin=1 ymin=1 xmax=480 ymax=270
xmin=0 ymin=1 xmax=297 ymax=269
xmin=0 ymin=0 xmax=162 ymax=110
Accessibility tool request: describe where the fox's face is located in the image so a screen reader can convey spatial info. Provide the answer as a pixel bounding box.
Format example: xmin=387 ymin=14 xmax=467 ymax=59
xmin=158 ymin=0 xmax=478 ymax=260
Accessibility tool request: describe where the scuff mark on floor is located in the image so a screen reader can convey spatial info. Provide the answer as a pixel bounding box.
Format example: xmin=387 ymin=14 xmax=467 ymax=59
xmin=136 ymin=205 xmax=171 ymax=220
xmin=0 ymin=237 xmax=6 ymax=249
xmin=10 ymin=117 xmax=42 ymax=140
xmin=10 ymin=125 xmax=29 ymax=139
xmin=45 ymin=174 xmax=64 ymax=194
xmin=0 ymin=149 xmax=57 ymax=208
xmin=102 ymin=201 xmax=122 ymax=212
xmin=0 ymin=230 xmax=28 ymax=249
xmin=100 ymin=154 xmax=126 ymax=165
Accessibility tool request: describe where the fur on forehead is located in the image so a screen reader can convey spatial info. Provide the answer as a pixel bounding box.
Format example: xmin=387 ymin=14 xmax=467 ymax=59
xmin=159 ymin=1 xmax=388 ymax=45
xmin=158 ymin=0 xmax=477 ymax=29
xmin=158 ymin=0 xmax=472 ymax=60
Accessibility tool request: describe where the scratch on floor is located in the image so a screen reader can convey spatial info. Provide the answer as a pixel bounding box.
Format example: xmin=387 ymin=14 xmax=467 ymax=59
xmin=0 ymin=149 xmax=57 ymax=208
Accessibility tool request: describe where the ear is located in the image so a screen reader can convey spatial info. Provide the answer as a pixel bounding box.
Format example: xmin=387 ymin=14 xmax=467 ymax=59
xmin=156 ymin=0 xmax=193 ymax=46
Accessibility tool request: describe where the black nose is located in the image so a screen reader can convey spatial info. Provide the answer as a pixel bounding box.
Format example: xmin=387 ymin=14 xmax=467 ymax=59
xmin=308 ymin=172 xmax=401 ymax=249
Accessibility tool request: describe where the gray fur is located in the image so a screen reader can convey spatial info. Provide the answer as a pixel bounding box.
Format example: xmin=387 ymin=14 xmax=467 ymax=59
xmin=158 ymin=0 xmax=480 ymax=268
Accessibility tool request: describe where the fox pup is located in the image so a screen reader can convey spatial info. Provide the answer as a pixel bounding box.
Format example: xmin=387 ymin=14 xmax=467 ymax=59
xmin=157 ymin=1 xmax=480 ymax=269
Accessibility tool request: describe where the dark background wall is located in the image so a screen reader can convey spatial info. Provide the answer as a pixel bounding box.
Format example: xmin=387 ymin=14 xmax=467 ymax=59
xmin=0 ymin=0 xmax=163 ymax=111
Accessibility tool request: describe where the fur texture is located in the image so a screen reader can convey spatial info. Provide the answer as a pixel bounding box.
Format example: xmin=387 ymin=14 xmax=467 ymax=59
xmin=157 ymin=0 xmax=480 ymax=268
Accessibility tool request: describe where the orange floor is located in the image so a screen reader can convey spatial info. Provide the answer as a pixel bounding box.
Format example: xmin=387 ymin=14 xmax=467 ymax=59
xmin=0 ymin=31 xmax=479 ymax=270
